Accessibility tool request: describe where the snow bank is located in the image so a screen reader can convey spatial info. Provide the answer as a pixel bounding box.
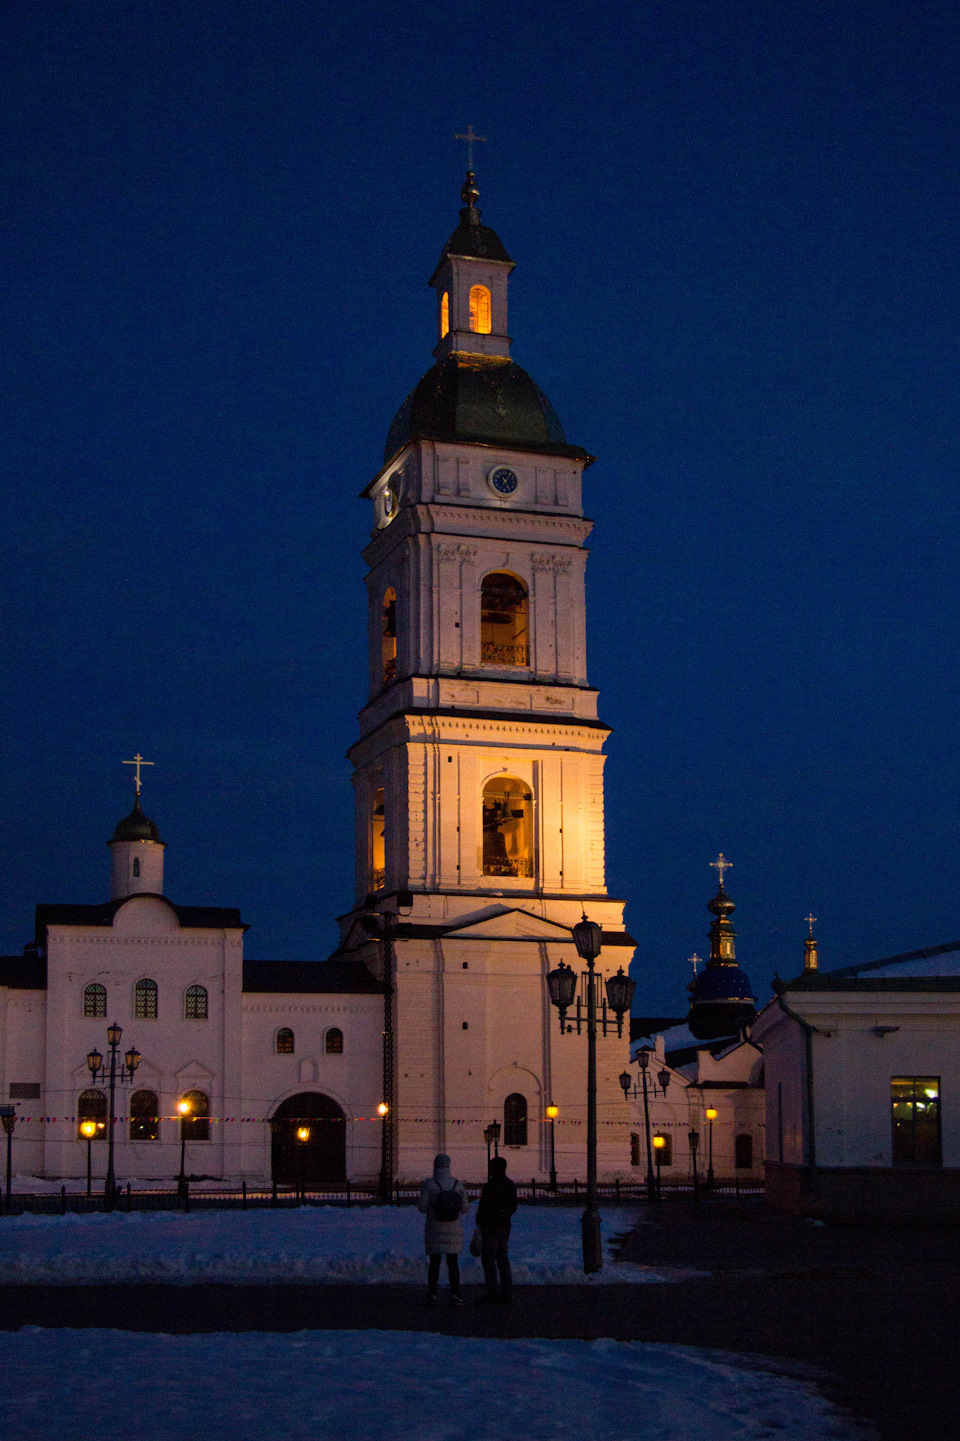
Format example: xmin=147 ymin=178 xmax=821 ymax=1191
xmin=0 ymin=1204 xmax=703 ymax=1286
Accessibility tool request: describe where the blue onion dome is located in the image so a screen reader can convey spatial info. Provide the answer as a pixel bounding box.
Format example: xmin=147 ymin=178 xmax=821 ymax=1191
xmin=109 ymin=794 xmax=163 ymax=845
xmin=687 ymin=881 xmax=757 ymax=1041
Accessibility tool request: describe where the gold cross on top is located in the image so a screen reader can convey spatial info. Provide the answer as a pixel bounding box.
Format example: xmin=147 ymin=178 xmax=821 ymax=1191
xmin=455 ymin=125 xmax=486 ymax=170
xmin=688 ymin=953 xmax=702 ymax=977
xmin=122 ymin=753 xmax=154 ymax=795
xmin=806 ymin=914 xmax=817 ymax=937
xmin=710 ymin=852 xmax=732 ymax=886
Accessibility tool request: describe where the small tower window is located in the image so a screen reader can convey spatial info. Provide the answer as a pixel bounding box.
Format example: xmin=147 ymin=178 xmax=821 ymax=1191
xmin=135 ymin=977 xmax=158 ymax=1019
xmin=469 ymin=284 xmax=492 ymax=334
xmin=371 ymin=782 xmax=385 ymax=890
xmin=482 ymin=777 xmax=533 ymax=878
xmin=481 ymin=572 xmax=528 ymax=666
xmin=130 ymin=1089 xmax=159 ymax=1141
xmin=382 ymin=587 xmax=397 ymax=684
xmin=325 ymin=1027 xmax=344 ymax=1055
xmin=185 ymin=985 xmax=208 ymax=1020
xmin=440 ymin=290 xmax=450 ymax=338
xmin=83 ymin=983 xmax=107 ymax=1018
xmin=504 ymin=1092 xmax=528 ymax=1146
xmin=180 ymin=1089 xmax=210 ymax=1141
xmin=132 ymin=857 xmax=140 ymax=878
xmin=276 ymin=1027 xmax=295 ymax=1054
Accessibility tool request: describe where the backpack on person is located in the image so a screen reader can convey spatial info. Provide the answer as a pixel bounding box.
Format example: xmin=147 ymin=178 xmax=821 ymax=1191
xmin=433 ymin=1180 xmax=462 ymax=1222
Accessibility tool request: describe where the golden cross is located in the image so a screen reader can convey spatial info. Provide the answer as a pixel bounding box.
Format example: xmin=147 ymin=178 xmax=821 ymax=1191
xmin=122 ymin=753 xmax=154 ymax=795
xmin=688 ymin=952 xmax=702 ymax=977
xmin=710 ymin=852 xmax=732 ymax=886
xmin=455 ymin=126 xmax=486 ymax=170
xmin=806 ymin=914 xmax=817 ymax=937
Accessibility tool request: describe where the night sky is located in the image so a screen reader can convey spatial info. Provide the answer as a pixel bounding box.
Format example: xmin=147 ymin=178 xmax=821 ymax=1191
xmin=2 ymin=1 xmax=959 ymax=1018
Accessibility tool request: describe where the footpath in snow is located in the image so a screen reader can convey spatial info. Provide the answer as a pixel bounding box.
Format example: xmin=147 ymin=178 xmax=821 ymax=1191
xmin=0 ymin=1328 xmax=869 ymax=1441
xmin=0 ymin=1203 xmax=706 ymax=1286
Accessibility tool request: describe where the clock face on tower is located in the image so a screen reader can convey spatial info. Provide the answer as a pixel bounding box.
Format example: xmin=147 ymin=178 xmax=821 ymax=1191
xmin=488 ymin=465 xmax=519 ymax=497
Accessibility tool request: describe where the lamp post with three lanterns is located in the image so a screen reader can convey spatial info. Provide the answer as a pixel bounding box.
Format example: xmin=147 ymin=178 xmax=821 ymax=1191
xmin=619 ymin=1051 xmax=672 ymax=1205
xmin=86 ymin=1022 xmax=140 ymax=1208
xmin=547 ymin=914 xmax=635 ymax=1274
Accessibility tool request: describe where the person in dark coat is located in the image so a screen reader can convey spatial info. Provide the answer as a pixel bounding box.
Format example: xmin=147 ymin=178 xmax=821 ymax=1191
xmin=417 ymin=1153 xmax=469 ymax=1304
xmin=475 ymin=1156 xmax=518 ymax=1303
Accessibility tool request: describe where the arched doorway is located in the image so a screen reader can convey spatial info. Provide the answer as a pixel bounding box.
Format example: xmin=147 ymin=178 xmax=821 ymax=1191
xmin=270 ymin=1092 xmax=347 ymax=1186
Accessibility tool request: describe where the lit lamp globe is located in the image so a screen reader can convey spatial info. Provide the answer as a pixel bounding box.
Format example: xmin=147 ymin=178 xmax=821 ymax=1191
xmin=545 ymin=1105 xmax=559 ymax=1120
xmin=705 ymin=1107 xmax=718 ymax=1122
xmin=296 ymin=1127 xmax=310 ymax=1143
xmin=177 ymin=1100 xmax=191 ymax=1118
xmin=79 ymin=1121 xmax=97 ymax=1140
xmin=376 ymin=1103 xmax=389 ymax=1117
xmin=652 ymin=1135 xmax=666 ymax=1153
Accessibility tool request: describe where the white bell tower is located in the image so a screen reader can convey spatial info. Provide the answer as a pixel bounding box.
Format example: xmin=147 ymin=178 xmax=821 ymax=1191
xmin=340 ymin=171 xmax=636 ymax=1183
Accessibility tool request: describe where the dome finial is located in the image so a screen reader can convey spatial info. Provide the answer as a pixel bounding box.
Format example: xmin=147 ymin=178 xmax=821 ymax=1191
xmin=454 ymin=126 xmax=485 ymax=221
xmin=122 ymin=751 xmax=154 ymax=797
xmin=804 ymin=914 xmax=819 ymax=972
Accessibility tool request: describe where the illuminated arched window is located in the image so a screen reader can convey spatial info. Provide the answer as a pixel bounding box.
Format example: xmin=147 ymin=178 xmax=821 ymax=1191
xmin=325 ymin=1027 xmax=344 ymax=1055
xmin=504 ymin=1093 xmax=528 ymax=1146
xmin=371 ymin=783 xmax=386 ymax=890
xmin=482 ymin=776 xmax=533 ymax=879
xmin=469 ymin=284 xmax=491 ymax=334
xmin=481 ymin=572 xmax=528 ymax=666
xmin=130 ymin=1089 xmax=159 ymax=1141
xmin=83 ymin=983 xmax=107 ymax=1018
xmin=181 ymin=1089 xmax=210 ymax=1141
xmin=185 ymin=985 xmax=208 ymax=1020
xmin=77 ymin=1088 xmax=106 ymax=1140
xmin=276 ymin=1027 xmax=295 ymax=1054
xmin=135 ymin=977 xmax=158 ymax=1019
xmin=440 ymin=290 xmax=450 ymax=337
xmin=382 ymin=587 xmax=397 ymax=684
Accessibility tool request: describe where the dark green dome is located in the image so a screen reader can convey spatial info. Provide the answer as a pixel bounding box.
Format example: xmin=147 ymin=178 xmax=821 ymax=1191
xmin=109 ymin=795 xmax=163 ymax=845
xmin=384 ymin=354 xmax=589 ymax=464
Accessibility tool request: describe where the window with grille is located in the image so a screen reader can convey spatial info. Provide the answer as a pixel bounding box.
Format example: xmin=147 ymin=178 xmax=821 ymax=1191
xmin=185 ymin=985 xmax=208 ymax=1020
xmin=325 ymin=1028 xmax=343 ymax=1055
xmin=135 ymin=978 xmax=158 ymax=1019
xmin=77 ymin=1088 xmax=107 ymax=1140
xmin=504 ymin=1092 xmax=528 ymax=1147
xmin=469 ymin=284 xmax=491 ymax=334
xmin=130 ymin=1089 xmax=159 ymax=1141
xmin=892 ymin=1077 xmax=941 ymax=1165
xmin=181 ymin=1090 xmax=210 ymax=1141
xmin=276 ymin=1027 xmax=294 ymax=1055
xmin=83 ymin=983 xmax=107 ymax=1018
xmin=480 ymin=572 xmax=528 ymax=667
xmin=653 ymin=1134 xmax=673 ymax=1166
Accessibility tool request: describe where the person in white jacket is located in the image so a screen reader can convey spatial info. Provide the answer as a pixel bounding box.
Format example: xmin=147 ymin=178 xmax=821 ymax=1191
xmin=417 ymin=1153 xmax=469 ymax=1304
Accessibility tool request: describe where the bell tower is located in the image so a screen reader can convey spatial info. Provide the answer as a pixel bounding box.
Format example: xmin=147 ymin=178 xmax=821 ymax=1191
xmin=340 ymin=172 xmax=636 ymax=1183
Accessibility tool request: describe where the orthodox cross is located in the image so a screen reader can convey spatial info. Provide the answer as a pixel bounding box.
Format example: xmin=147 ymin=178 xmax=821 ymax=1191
xmin=805 ymin=913 xmax=817 ymax=937
xmin=122 ymin=753 xmax=154 ymax=796
xmin=455 ymin=126 xmax=486 ymax=170
xmin=688 ymin=952 xmax=702 ymax=978
xmin=710 ymin=852 xmax=732 ymax=887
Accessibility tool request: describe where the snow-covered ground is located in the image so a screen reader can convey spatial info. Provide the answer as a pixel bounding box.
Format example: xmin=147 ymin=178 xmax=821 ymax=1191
xmin=0 ymin=1329 xmax=868 ymax=1440
xmin=0 ymin=1204 xmax=702 ymax=1285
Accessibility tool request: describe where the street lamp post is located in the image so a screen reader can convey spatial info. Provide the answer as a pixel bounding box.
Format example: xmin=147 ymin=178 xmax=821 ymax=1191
xmin=652 ymin=1133 xmax=666 ymax=1202
xmin=483 ymin=1120 xmax=501 ymax=1176
xmin=545 ymin=1105 xmax=559 ymax=1191
xmin=296 ymin=1126 xmax=310 ymax=1203
xmin=547 ymin=915 xmax=635 ymax=1274
xmin=705 ymin=1107 xmax=718 ymax=1190
xmin=635 ymin=1049 xmax=656 ymax=1205
xmin=87 ymin=1023 xmax=140 ymax=1210
xmin=688 ymin=1129 xmax=700 ymax=1202
xmin=80 ymin=1120 xmax=97 ymax=1197
xmin=0 ymin=1105 xmax=15 ymax=1214
xmin=377 ymin=1102 xmax=390 ymax=1201
xmin=177 ymin=1098 xmax=192 ymax=1201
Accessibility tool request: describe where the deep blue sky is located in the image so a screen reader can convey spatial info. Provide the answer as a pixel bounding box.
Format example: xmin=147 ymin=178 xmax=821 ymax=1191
xmin=2 ymin=1 xmax=958 ymax=1017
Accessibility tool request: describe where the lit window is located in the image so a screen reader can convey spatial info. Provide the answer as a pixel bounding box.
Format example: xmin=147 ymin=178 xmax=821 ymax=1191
xmin=371 ymin=782 xmax=385 ymax=890
xmin=185 ymin=985 xmax=208 ymax=1020
xmin=276 ymin=1027 xmax=294 ymax=1055
xmin=653 ymin=1134 xmax=673 ymax=1166
xmin=135 ymin=977 xmax=158 ymax=1019
xmin=892 ymin=1077 xmax=941 ymax=1165
xmin=504 ymin=1093 xmax=528 ymax=1146
xmin=132 ymin=857 xmax=140 ymax=878
xmin=83 ymin=983 xmax=107 ymax=1018
xmin=481 ymin=572 xmax=528 ymax=666
xmin=181 ymin=1089 xmax=210 ymax=1141
xmin=130 ymin=1089 xmax=159 ymax=1141
xmin=325 ymin=1027 xmax=344 ymax=1055
xmin=77 ymin=1088 xmax=106 ymax=1140
xmin=440 ymin=291 xmax=450 ymax=337
xmin=469 ymin=284 xmax=491 ymax=334
xmin=382 ymin=587 xmax=397 ymax=683
xmin=735 ymin=1133 xmax=754 ymax=1169
xmin=482 ymin=777 xmax=533 ymax=879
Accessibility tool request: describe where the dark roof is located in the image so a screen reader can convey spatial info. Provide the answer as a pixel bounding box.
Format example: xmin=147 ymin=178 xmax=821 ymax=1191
xmin=778 ymin=938 xmax=960 ymax=991
xmin=384 ymin=354 xmax=592 ymax=465
xmin=689 ymin=964 xmax=756 ymax=1004
xmin=434 ymin=213 xmax=513 ymax=269
xmin=36 ymin=898 xmax=246 ymax=934
xmin=110 ymin=796 xmax=163 ymax=845
xmin=0 ymin=953 xmax=47 ymax=989
xmin=242 ymin=958 xmax=385 ymax=994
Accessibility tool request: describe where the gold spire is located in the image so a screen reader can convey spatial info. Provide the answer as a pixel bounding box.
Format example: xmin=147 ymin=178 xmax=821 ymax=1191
xmin=804 ymin=914 xmax=818 ymax=972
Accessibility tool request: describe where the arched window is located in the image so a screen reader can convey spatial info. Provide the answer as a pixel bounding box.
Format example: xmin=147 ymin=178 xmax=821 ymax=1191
xmin=135 ymin=977 xmax=158 ymax=1019
xmin=735 ymin=1133 xmax=754 ymax=1170
xmin=482 ymin=776 xmax=533 ymax=878
xmin=185 ymin=985 xmax=208 ymax=1020
xmin=504 ymin=1093 xmax=528 ymax=1147
xmin=382 ymin=587 xmax=397 ymax=683
xmin=481 ymin=572 xmax=528 ymax=666
xmin=371 ymin=783 xmax=385 ymax=891
xmin=130 ymin=1089 xmax=159 ymax=1141
xmin=180 ymin=1089 xmax=210 ymax=1141
xmin=77 ymin=1088 xmax=106 ymax=1140
xmin=325 ymin=1027 xmax=344 ymax=1055
xmin=132 ymin=856 xmax=140 ymax=878
xmin=440 ymin=291 xmax=450 ymax=338
xmin=276 ymin=1027 xmax=295 ymax=1055
xmin=469 ymin=284 xmax=491 ymax=334
xmin=83 ymin=983 xmax=107 ymax=1018
xmin=654 ymin=1134 xmax=673 ymax=1166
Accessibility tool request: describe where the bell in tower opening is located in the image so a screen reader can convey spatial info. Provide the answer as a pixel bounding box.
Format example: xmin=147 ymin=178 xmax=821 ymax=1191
xmin=482 ymin=777 xmax=533 ymax=877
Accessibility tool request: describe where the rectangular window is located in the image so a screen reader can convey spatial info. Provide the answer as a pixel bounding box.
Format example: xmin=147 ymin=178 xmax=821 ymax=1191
xmin=630 ymin=1133 xmax=640 ymax=1167
xmin=891 ymin=1077 xmax=941 ymax=1166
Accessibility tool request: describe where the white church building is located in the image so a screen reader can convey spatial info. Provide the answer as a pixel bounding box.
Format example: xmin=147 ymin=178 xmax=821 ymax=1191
xmin=0 ymin=169 xmax=639 ymax=1188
